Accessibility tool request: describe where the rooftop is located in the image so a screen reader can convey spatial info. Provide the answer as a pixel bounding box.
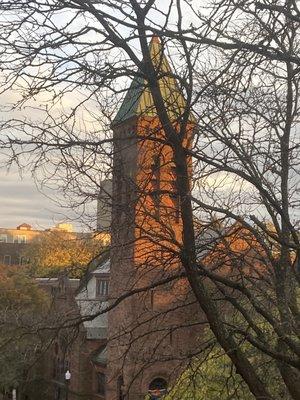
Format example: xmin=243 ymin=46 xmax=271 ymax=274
xmin=113 ymin=36 xmax=186 ymax=126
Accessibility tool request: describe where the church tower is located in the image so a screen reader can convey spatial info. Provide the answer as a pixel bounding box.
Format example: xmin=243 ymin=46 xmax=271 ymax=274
xmin=107 ymin=37 xmax=200 ymax=400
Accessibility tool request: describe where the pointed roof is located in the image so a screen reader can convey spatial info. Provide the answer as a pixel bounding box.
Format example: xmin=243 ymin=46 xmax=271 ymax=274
xmin=113 ymin=36 xmax=187 ymax=126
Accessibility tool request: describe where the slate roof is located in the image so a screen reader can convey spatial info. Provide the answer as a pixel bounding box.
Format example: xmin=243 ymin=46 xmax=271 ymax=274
xmin=76 ymin=250 xmax=110 ymax=294
xmin=112 ymin=36 xmax=187 ymax=126
xmin=113 ymin=75 xmax=144 ymax=125
xmin=75 ymin=252 xmax=110 ymax=340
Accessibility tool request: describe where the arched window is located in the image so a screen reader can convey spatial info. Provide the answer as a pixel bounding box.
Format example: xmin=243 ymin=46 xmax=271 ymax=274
xmin=117 ymin=375 xmax=124 ymax=400
xmin=97 ymin=372 xmax=106 ymax=396
xmin=148 ymin=378 xmax=168 ymax=399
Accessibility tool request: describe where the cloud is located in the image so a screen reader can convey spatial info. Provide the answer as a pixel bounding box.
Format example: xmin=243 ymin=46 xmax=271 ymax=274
xmin=0 ymin=167 xmax=73 ymax=229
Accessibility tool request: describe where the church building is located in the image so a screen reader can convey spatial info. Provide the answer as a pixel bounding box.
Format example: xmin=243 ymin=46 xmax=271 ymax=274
xmin=106 ymin=36 xmax=202 ymax=400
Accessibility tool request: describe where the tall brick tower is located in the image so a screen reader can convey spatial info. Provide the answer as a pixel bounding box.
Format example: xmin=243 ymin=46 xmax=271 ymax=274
xmin=107 ymin=37 xmax=200 ymax=400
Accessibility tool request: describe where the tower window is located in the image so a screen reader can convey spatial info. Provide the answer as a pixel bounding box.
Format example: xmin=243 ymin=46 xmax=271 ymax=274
xmin=54 ymin=386 xmax=61 ymax=400
xmin=150 ymin=155 xmax=161 ymax=219
xmin=151 ymin=155 xmax=160 ymax=173
xmin=150 ymin=289 xmax=155 ymax=310
xmin=117 ymin=376 xmax=124 ymax=400
xmin=168 ymin=166 xmax=180 ymax=222
xmin=97 ymin=372 xmax=106 ymax=396
xmin=151 ymin=155 xmax=160 ymax=191
xmin=170 ymin=193 xmax=180 ymax=223
xmin=150 ymin=193 xmax=160 ymax=220
xmin=169 ymin=329 xmax=173 ymax=346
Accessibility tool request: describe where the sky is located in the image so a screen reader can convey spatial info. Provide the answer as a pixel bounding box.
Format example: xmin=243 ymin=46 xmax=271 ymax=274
xmin=0 ymin=1 xmax=200 ymax=231
xmin=0 ymin=166 xmax=71 ymax=229
xmin=0 ymin=1 xmax=244 ymax=231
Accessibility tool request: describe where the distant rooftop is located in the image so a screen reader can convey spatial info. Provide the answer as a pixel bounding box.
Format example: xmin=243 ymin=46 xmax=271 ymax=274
xmin=17 ymin=223 xmax=32 ymax=230
xmin=0 ymin=222 xmax=74 ymax=232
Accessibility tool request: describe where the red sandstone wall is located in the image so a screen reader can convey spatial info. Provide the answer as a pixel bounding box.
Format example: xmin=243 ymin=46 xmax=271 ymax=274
xmin=107 ymin=116 xmax=203 ymax=400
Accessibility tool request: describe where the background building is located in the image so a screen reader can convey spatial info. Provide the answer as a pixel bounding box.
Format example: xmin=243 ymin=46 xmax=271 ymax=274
xmin=25 ymin=254 xmax=110 ymax=400
xmin=0 ymin=222 xmax=107 ymax=267
xmin=0 ymin=223 xmax=41 ymax=266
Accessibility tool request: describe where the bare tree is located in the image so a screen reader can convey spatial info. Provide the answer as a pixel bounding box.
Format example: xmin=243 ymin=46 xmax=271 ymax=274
xmin=0 ymin=1 xmax=299 ymax=399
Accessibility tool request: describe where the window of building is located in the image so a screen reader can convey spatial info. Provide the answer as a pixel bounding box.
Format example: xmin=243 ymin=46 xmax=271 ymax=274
xmin=3 ymin=255 xmax=11 ymax=265
xmin=170 ymin=193 xmax=180 ymax=223
xmin=150 ymin=192 xmax=160 ymax=220
xmin=148 ymin=378 xmax=168 ymax=399
xmin=169 ymin=329 xmax=173 ymax=346
xmin=19 ymin=235 xmax=26 ymax=244
xmin=151 ymin=154 xmax=160 ymax=173
xmin=52 ymin=357 xmax=57 ymax=378
xmin=59 ymin=358 xmax=64 ymax=377
xmin=54 ymin=386 xmax=61 ymax=400
xmin=97 ymin=372 xmax=106 ymax=396
xmin=18 ymin=256 xmax=28 ymax=265
xmin=150 ymin=289 xmax=155 ymax=310
xmin=0 ymin=234 xmax=7 ymax=243
xmin=115 ymin=163 xmax=124 ymax=219
xmin=149 ymin=155 xmax=161 ymax=219
xmin=13 ymin=235 xmax=26 ymax=244
xmin=170 ymin=165 xmax=177 ymax=177
xmin=117 ymin=376 xmax=124 ymax=400
xmin=96 ymin=279 xmax=109 ymax=298
xmin=151 ymin=155 xmax=160 ymax=191
xmin=168 ymin=173 xmax=180 ymax=222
